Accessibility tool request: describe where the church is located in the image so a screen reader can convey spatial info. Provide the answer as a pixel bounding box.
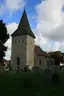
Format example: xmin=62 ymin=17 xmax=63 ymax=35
xmin=11 ymin=9 xmax=49 ymax=71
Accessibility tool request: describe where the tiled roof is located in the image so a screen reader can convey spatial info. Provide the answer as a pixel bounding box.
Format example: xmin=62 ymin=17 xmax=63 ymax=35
xmin=2 ymin=59 xmax=8 ymax=62
xmin=11 ymin=9 xmax=35 ymax=38
xmin=2 ymin=59 xmax=10 ymax=65
xmin=34 ymin=45 xmax=47 ymax=57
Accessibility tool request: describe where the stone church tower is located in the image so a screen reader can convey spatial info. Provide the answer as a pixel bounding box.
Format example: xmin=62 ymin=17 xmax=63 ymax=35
xmin=11 ymin=10 xmax=35 ymax=71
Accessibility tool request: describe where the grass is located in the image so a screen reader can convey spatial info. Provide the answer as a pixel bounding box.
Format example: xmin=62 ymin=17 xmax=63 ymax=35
xmin=0 ymin=71 xmax=64 ymax=96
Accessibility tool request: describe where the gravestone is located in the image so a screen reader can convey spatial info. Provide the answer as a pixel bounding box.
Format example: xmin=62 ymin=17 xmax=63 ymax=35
xmin=43 ymin=69 xmax=52 ymax=84
xmin=52 ymin=72 xmax=59 ymax=84
xmin=52 ymin=66 xmax=60 ymax=84
xmin=32 ymin=66 xmax=40 ymax=72
xmin=24 ymin=66 xmax=28 ymax=72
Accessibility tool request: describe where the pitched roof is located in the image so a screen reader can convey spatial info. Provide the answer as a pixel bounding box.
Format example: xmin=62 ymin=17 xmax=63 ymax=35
xmin=34 ymin=45 xmax=48 ymax=57
xmin=2 ymin=59 xmax=10 ymax=65
xmin=11 ymin=9 xmax=35 ymax=38
xmin=2 ymin=58 xmax=8 ymax=62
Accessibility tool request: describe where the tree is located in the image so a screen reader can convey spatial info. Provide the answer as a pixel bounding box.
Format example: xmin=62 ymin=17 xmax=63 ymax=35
xmin=0 ymin=41 xmax=7 ymax=61
xmin=0 ymin=20 xmax=9 ymax=62
xmin=49 ymin=51 xmax=62 ymax=65
xmin=0 ymin=20 xmax=9 ymax=44
xmin=61 ymin=53 xmax=64 ymax=63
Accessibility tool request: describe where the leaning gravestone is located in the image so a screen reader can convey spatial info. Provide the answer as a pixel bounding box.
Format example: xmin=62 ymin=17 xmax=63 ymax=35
xmin=43 ymin=69 xmax=52 ymax=84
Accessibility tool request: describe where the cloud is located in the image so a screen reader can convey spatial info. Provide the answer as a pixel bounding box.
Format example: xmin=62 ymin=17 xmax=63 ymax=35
xmin=6 ymin=22 xmax=18 ymax=35
xmin=0 ymin=3 xmax=5 ymax=15
xmin=4 ymin=22 xmax=18 ymax=60
xmin=0 ymin=0 xmax=26 ymax=15
xmin=5 ymin=0 xmax=26 ymax=12
xmin=34 ymin=0 xmax=64 ymax=52
xmin=35 ymin=0 xmax=64 ymax=41
xmin=35 ymin=33 xmax=64 ymax=52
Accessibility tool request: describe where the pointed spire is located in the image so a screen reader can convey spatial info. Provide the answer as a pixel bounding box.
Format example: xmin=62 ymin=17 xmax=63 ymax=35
xmin=18 ymin=9 xmax=30 ymax=30
xmin=11 ymin=9 xmax=35 ymax=38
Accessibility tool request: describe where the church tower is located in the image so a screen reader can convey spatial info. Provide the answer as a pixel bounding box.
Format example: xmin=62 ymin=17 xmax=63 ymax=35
xmin=11 ymin=9 xmax=35 ymax=71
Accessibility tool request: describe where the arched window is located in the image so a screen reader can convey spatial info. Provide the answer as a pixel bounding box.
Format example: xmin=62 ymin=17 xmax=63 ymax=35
xmin=17 ymin=57 xmax=20 ymax=65
xmin=39 ymin=60 xmax=41 ymax=65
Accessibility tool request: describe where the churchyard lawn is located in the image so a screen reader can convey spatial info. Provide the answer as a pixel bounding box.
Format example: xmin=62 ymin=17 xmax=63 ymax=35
xmin=0 ymin=71 xmax=64 ymax=96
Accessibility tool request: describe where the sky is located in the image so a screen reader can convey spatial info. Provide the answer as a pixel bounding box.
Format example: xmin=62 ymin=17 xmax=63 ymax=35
xmin=0 ymin=0 xmax=64 ymax=60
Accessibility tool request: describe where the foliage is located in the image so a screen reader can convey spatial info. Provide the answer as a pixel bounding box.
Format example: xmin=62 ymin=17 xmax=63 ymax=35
xmin=49 ymin=51 xmax=62 ymax=65
xmin=0 ymin=42 xmax=7 ymax=61
xmin=0 ymin=20 xmax=9 ymax=44
xmin=0 ymin=20 xmax=9 ymax=61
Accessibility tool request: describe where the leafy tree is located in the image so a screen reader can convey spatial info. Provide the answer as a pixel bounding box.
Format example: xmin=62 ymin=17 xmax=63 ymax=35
xmin=0 ymin=20 xmax=9 ymax=44
xmin=49 ymin=51 xmax=62 ymax=65
xmin=0 ymin=20 xmax=9 ymax=61
xmin=0 ymin=42 xmax=7 ymax=61
xmin=61 ymin=53 xmax=64 ymax=63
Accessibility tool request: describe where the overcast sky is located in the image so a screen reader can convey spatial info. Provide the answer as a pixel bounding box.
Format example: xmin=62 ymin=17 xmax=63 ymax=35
xmin=0 ymin=0 xmax=64 ymax=60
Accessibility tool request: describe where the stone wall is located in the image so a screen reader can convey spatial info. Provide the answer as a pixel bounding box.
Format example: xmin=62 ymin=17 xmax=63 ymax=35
xmin=11 ymin=35 xmax=27 ymax=70
xmin=26 ymin=35 xmax=35 ymax=70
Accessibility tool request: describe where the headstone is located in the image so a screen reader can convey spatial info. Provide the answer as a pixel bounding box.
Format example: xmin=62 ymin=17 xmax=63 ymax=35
xmin=52 ymin=72 xmax=59 ymax=84
xmin=32 ymin=66 xmax=40 ymax=72
xmin=43 ymin=69 xmax=52 ymax=84
xmin=24 ymin=66 xmax=28 ymax=72
xmin=60 ymin=66 xmax=64 ymax=72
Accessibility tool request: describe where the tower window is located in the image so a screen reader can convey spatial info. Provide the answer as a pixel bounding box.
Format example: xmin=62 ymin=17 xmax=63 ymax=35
xmin=17 ymin=57 xmax=20 ymax=65
xmin=39 ymin=60 xmax=41 ymax=65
